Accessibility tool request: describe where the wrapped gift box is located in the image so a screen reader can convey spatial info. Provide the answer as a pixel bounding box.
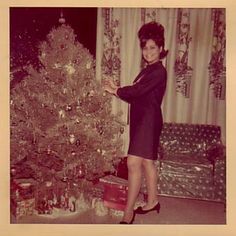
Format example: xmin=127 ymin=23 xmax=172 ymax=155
xmin=11 ymin=197 xmax=35 ymax=219
xmin=99 ymin=175 xmax=128 ymax=210
xmin=11 ymin=178 xmax=36 ymax=199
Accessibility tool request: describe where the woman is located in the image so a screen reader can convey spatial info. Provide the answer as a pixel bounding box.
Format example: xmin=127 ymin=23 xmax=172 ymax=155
xmin=104 ymin=21 xmax=168 ymax=224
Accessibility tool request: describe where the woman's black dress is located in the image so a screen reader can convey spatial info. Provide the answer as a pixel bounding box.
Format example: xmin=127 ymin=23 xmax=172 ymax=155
xmin=117 ymin=61 xmax=167 ymax=160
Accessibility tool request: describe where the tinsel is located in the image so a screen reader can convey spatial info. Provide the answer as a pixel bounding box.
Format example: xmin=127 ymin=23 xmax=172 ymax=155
xmin=10 ymin=24 xmax=125 ymax=184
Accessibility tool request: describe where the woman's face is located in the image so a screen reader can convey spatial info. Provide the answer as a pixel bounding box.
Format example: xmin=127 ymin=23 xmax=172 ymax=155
xmin=142 ymin=39 xmax=162 ymax=64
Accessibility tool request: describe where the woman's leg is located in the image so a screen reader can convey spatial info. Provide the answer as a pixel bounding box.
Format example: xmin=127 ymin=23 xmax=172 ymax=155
xmin=122 ymin=155 xmax=143 ymax=222
xmin=142 ymin=159 xmax=158 ymax=210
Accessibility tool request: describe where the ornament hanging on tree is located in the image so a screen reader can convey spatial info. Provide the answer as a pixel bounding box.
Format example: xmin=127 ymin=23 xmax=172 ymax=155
xmin=59 ymin=110 xmax=65 ymax=118
xmin=77 ymin=165 xmax=84 ymax=178
xmin=47 ymin=145 xmax=51 ymax=154
xmin=86 ymin=62 xmax=92 ymax=69
xmin=63 ymin=88 xmax=67 ymax=94
xmin=65 ymin=63 xmax=75 ymax=75
xmin=62 ymin=175 xmax=68 ymax=182
xmin=89 ymin=90 xmax=95 ymax=97
xmin=69 ymin=134 xmax=76 ymax=144
xmin=98 ymin=127 xmax=103 ymax=135
xmin=54 ymin=62 xmax=61 ymax=69
xmin=76 ymin=139 xmax=81 ymax=146
xmin=41 ymin=52 xmax=46 ymax=58
xmin=66 ymin=104 xmax=72 ymax=111
xmin=77 ymin=98 xmax=81 ymax=106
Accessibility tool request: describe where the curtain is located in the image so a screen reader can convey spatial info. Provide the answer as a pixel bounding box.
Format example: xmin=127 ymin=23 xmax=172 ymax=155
xmin=96 ymin=8 xmax=226 ymax=151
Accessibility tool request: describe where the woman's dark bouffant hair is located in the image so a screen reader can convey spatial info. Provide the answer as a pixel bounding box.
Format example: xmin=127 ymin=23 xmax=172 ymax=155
xmin=138 ymin=21 xmax=168 ymax=59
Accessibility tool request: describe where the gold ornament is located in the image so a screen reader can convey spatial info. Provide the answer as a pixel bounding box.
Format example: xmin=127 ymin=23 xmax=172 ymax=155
xmin=47 ymin=145 xmax=51 ymax=154
xmin=59 ymin=110 xmax=65 ymax=118
xmin=64 ymin=63 xmax=75 ymax=75
xmin=66 ymin=104 xmax=72 ymax=111
xmin=63 ymin=88 xmax=67 ymax=94
xmin=89 ymin=90 xmax=95 ymax=97
xmin=77 ymin=165 xmax=84 ymax=178
xmin=41 ymin=52 xmax=46 ymax=58
xmin=86 ymin=62 xmax=92 ymax=69
xmin=69 ymin=134 xmax=76 ymax=144
xmin=54 ymin=62 xmax=61 ymax=69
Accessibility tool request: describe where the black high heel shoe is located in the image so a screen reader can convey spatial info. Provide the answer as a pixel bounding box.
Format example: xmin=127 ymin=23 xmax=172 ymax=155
xmin=135 ymin=202 xmax=160 ymax=214
xmin=119 ymin=211 xmax=136 ymax=224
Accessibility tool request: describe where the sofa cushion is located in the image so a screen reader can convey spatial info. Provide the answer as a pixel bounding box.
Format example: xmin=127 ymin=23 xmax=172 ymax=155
xmin=159 ymin=154 xmax=214 ymax=178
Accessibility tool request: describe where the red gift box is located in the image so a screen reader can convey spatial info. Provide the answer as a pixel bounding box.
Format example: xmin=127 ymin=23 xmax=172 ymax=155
xmin=11 ymin=178 xmax=36 ymax=200
xmin=99 ymin=175 xmax=128 ymax=211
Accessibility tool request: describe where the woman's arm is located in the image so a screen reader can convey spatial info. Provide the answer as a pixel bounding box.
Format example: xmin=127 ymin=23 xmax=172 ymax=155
xmin=117 ymin=68 xmax=166 ymax=100
xmin=103 ymin=79 xmax=133 ymax=103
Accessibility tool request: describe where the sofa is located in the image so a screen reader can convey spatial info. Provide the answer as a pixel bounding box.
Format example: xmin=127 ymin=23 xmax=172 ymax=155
xmin=116 ymin=122 xmax=226 ymax=203
xmin=156 ymin=122 xmax=226 ymax=202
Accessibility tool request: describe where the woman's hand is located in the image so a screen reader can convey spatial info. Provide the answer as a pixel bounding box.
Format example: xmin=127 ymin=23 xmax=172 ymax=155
xmin=103 ymin=79 xmax=119 ymax=95
xmin=105 ymin=79 xmax=118 ymax=89
xmin=103 ymin=83 xmax=115 ymax=94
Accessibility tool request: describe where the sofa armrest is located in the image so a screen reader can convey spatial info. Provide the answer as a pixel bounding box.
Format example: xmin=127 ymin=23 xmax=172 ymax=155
xmin=205 ymin=143 xmax=226 ymax=163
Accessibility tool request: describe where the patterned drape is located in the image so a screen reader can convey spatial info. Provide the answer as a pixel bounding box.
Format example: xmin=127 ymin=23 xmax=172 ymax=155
xmin=174 ymin=9 xmax=193 ymax=98
xmin=101 ymin=8 xmax=121 ymax=86
xmin=208 ymin=9 xmax=226 ymax=100
xmin=96 ymin=8 xmax=226 ymax=145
